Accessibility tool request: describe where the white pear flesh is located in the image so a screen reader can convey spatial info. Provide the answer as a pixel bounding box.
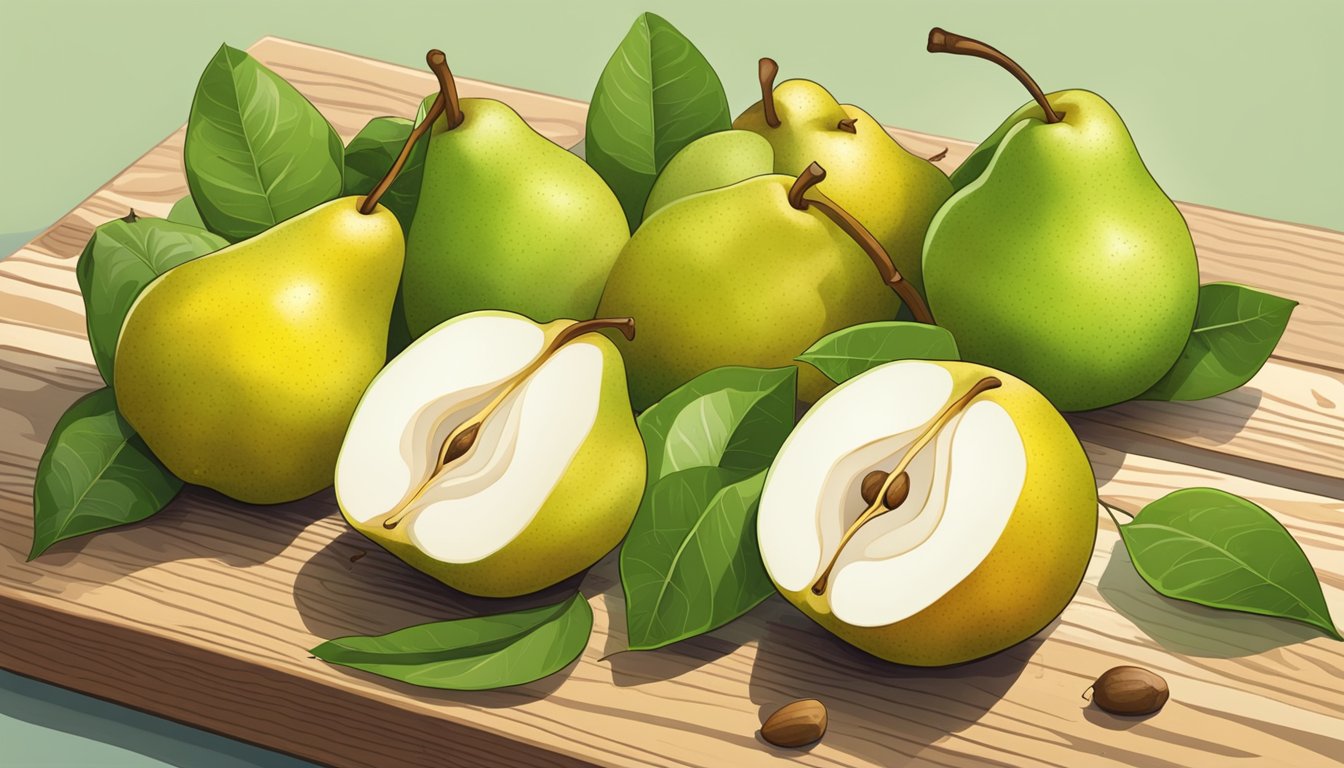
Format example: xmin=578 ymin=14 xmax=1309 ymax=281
xmin=758 ymin=359 xmax=1097 ymax=666
xmin=335 ymin=310 xmax=646 ymax=597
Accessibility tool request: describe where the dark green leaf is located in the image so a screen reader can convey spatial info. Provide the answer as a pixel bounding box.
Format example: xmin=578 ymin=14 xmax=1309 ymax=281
xmin=621 ymin=467 xmax=773 ymax=650
xmin=166 ymin=195 xmax=206 ymax=228
xmin=1114 ymin=488 xmax=1340 ymax=639
xmin=342 ymin=115 xmax=425 ymax=230
xmin=586 ymin=12 xmax=730 ymax=229
xmin=185 ymin=44 xmax=344 ymax=241
xmin=310 ymin=593 xmax=592 ymax=690
xmin=75 ymin=216 xmax=227 ymax=385
xmin=30 ymin=389 xmax=182 ymax=559
xmin=637 ymin=366 xmax=796 ymax=484
xmin=798 ymin=321 xmax=960 ymax=384
xmin=1140 ymin=283 xmax=1296 ymax=401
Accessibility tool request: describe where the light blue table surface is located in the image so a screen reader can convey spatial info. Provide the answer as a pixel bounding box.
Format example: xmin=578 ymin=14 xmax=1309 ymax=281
xmin=2 ymin=1 xmax=1340 ymax=765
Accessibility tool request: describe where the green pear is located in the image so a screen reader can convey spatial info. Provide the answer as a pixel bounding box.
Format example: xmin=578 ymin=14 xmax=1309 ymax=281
xmin=643 ymin=130 xmax=774 ymax=219
xmin=922 ymin=29 xmax=1198 ymax=411
xmin=597 ymin=164 xmax=929 ymax=410
xmin=734 ymin=59 xmax=952 ymax=292
xmin=114 ymin=197 xmax=404 ymax=504
xmin=335 ymin=311 xmax=645 ymax=597
xmin=402 ymin=55 xmax=628 ymax=336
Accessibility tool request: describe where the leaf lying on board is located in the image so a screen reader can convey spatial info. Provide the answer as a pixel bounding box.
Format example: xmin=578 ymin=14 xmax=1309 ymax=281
xmin=310 ymin=592 xmax=592 ymax=690
xmin=30 ymin=389 xmax=183 ymax=559
xmin=1140 ymin=283 xmax=1296 ymax=401
xmin=798 ymin=321 xmax=960 ymax=384
xmin=1111 ymin=488 xmax=1340 ymax=640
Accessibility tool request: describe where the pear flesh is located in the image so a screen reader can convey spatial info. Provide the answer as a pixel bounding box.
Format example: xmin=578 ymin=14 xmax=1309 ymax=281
xmin=758 ymin=359 xmax=1097 ymax=666
xmin=335 ymin=311 xmax=646 ymax=597
xmin=114 ymin=197 xmax=403 ymax=504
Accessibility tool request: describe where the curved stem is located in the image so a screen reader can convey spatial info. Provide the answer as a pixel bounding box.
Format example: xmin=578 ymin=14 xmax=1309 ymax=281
xmin=358 ymin=50 xmax=455 ymax=215
xmin=927 ymin=28 xmax=1062 ymax=123
xmin=759 ymin=57 xmax=781 ymax=128
xmin=787 ymin=163 xmax=936 ymax=324
xmin=428 ymin=49 xmax=465 ymax=129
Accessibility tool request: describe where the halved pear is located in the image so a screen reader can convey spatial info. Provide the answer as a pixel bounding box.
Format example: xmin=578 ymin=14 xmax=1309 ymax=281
xmin=758 ymin=359 xmax=1097 ymax=666
xmin=335 ymin=310 xmax=646 ymax=597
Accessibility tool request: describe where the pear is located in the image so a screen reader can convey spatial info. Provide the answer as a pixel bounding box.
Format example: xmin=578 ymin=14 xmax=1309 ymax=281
xmin=642 ymin=130 xmax=774 ymax=219
xmin=757 ymin=359 xmax=1097 ymax=666
xmin=922 ymin=29 xmax=1199 ymax=411
xmin=335 ymin=311 xmax=646 ymax=597
xmin=596 ymin=162 xmax=933 ymax=410
xmin=400 ymin=53 xmax=629 ymax=335
xmin=734 ymin=58 xmax=952 ymax=292
xmin=114 ymin=197 xmax=403 ymax=503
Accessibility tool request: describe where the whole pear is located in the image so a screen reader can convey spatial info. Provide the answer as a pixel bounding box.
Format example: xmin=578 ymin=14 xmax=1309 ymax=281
xmin=403 ymin=55 xmax=628 ymax=336
xmin=922 ymin=29 xmax=1198 ymax=411
xmin=597 ymin=165 xmax=921 ymax=410
xmin=734 ymin=59 xmax=952 ymax=292
xmin=114 ymin=197 xmax=404 ymax=504
xmin=643 ymin=130 xmax=774 ymax=219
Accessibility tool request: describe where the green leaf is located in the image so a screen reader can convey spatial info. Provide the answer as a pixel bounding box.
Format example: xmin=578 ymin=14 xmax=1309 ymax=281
xmin=1114 ymin=488 xmax=1340 ymax=640
xmin=30 ymin=389 xmax=182 ymax=559
xmin=342 ymin=115 xmax=426 ymax=230
xmin=798 ymin=321 xmax=960 ymax=384
xmin=185 ymin=44 xmax=344 ymax=241
xmin=75 ymin=215 xmax=228 ymax=385
xmin=637 ymin=366 xmax=796 ymax=484
xmin=1140 ymin=283 xmax=1296 ymax=401
xmin=166 ymin=195 xmax=206 ymax=228
xmin=621 ymin=467 xmax=773 ymax=650
xmin=586 ymin=12 xmax=730 ymax=229
xmin=310 ymin=593 xmax=592 ymax=690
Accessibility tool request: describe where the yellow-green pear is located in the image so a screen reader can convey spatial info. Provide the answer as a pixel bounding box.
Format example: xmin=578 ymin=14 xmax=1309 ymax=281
xmin=758 ymin=359 xmax=1097 ymax=666
xmin=335 ymin=311 xmax=646 ymax=597
xmin=643 ymin=130 xmax=774 ymax=219
xmin=734 ymin=58 xmax=952 ymax=292
xmin=114 ymin=197 xmax=404 ymax=504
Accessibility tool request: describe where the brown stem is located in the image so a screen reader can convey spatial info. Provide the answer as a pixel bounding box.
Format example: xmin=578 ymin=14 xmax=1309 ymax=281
xmin=787 ymin=163 xmax=935 ymax=324
xmin=810 ymin=376 xmax=1002 ymax=595
xmin=428 ymin=49 xmax=465 ymax=130
xmin=358 ymin=51 xmax=454 ymax=215
xmin=759 ymin=58 xmax=781 ymax=128
xmin=927 ymin=147 xmax=949 ymax=162
xmin=927 ymin=28 xmax=1062 ymax=123
xmin=836 ymin=118 xmax=857 ymax=134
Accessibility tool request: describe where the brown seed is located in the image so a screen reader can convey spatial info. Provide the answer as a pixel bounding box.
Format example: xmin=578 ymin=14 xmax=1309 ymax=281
xmin=860 ymin=471 xmax=887 ymax=505
xmin=1087 ymin=666 xmax=1169 ymax=716
xmin=761 ymin=698 xmax=827 ymax=748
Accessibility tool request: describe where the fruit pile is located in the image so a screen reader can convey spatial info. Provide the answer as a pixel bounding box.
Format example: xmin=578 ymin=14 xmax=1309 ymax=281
xmin=33 ymin=14 xmax=1335 ymax=706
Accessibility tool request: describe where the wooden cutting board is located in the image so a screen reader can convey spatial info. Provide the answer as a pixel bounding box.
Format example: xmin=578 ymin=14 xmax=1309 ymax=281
xmin=2 ymin=37 xmax=1341 ymax=768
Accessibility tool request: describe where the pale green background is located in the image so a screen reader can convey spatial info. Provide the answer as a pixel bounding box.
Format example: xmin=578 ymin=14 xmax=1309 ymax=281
xmin=2 ymin=0 xmax=1341 ymax=765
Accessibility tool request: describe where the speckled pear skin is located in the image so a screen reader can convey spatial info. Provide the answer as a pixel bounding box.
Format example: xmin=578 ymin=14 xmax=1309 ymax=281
xmin=344 ymin=322 xmax=646 ymax=598
xmin=403 ymin=99 xmax=629 ymax=335
xmin=642 ymin=130 xmax=775 ymax=219
xmin=777 ymin=361 xmax=1097 ymax=666
xmin=597 ymin=175 xmax=901 ymax=410
xmin=734 ymin=79 xmax=953 ymax=293
xmin=113 ymin=197 xmax=403 ymax=504
xmin=923 ymin=90 xmax=1199 ymax=412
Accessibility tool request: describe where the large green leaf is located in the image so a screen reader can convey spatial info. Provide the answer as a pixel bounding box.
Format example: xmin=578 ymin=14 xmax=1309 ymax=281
xmin=185 ymin=44 xmax=344 ymax=241
xmin=75 ymin=214 xmax=227 ymax=385
xmin=621 ymin=467 xmax=773 ymax=650
xmin=798 ymin=321 xmax=960 ymax=384
xmin=586 ymin=12 xmax=730 ymax=228
xmin=30 ymin=389 xmax=182 ymax=559
xmin=1114 ymin=488 xmax=1339 ymax=639
xmin=310 ymin=593 xmax=592 ymax=690
xmin=1140 ymin=283 xmax=1296 ymax=401
xmin=636 ymin=366 xmax=796 ymax=483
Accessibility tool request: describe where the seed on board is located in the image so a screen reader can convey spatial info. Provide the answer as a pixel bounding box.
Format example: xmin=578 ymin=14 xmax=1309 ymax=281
xmin=1085 ymin=666 xmax=1169 ymax=716
xmin=761 ymin=698 xmax=828 ymax=748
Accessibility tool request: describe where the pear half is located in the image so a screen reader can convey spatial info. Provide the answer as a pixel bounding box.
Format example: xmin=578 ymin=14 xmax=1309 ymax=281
xmin=335 ymin=310 xmax=646 ymax=597
xmin=758 ymin=360 xmax=1096 ymax=666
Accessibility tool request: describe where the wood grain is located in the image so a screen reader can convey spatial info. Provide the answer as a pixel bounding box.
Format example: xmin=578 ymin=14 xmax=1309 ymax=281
xmin=1 ymin=36 xmax=1342 ymax=768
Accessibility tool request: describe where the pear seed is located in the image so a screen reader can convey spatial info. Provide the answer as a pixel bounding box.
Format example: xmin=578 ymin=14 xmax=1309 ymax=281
xmin=859 ymin=471 xmax=887 ymax=506
xmin=1086 ymin=666 xmax=1169 ymax=716
xmin=761 ymin=698 xmax=827 ymax=748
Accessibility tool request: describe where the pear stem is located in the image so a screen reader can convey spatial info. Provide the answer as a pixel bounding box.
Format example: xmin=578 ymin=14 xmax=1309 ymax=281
xmin=759 ymin=58 xmax=781 ymax=128
xmin=810 ymin=376 xmax=1002 ymax=596
xmin=836 ymin=118 xmax=857 ymax=134
xmin=787 ymin=163 xmax=935 ymax=325
xmin=357 ymin=50 xmax=453 ymax=215
xmin=926 ymin=28 xmax=1062 ymax=124
xmin=428 ymin=49 xmax=465 ymax=130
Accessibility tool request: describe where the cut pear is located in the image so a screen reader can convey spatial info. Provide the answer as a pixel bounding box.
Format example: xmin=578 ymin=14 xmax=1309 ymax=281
xmin=335 ymin=310 xmax=646 ymax=597
xmin=758 ymin=359 xmax=1097 ymax=665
